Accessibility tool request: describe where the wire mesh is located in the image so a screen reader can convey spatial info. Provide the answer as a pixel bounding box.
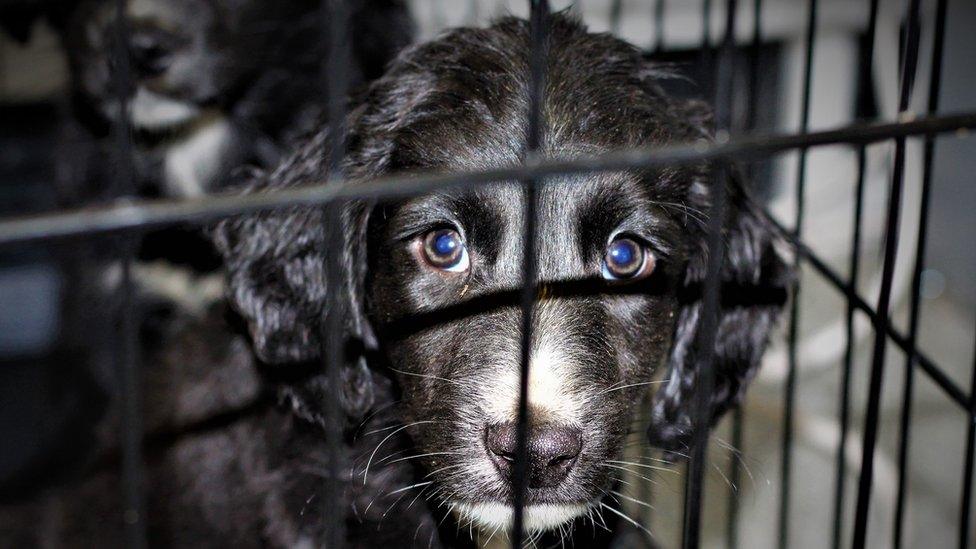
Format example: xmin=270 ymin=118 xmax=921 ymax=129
xmin=851 ymin=1 xmax=923 ymax=545
xmin=892 ymin=1 xmax=948 ymax=546
xmin=0 ymin=1 xmax=974 ymax=548
xmin=109 ymin=0 xmax=146 ymax=546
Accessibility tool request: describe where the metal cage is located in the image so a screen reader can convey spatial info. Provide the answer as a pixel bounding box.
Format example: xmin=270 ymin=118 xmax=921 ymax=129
xmin=0 ymin=0 xmax=973 ymax=548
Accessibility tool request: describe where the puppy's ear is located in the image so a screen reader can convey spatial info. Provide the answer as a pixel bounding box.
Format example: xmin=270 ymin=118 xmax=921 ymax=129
xmin=210 ymin=133 xmax=373 ymax=368
xmin=647 ymin=171 xmax=790 ymax=455
xmin=278 ymin=357 xmax=376 ymax=429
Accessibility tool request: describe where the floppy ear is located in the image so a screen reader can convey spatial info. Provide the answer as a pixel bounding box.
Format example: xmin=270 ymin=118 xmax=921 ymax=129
xmin=277 ymin=356 xmax=376 ymax=429
xmin=646 ymin=171 xmax=791 ymax=455
xmin=210 ymin=131 xmax=381 ymax=423
xmin=210 ymin=131 xmax=373 ymax=369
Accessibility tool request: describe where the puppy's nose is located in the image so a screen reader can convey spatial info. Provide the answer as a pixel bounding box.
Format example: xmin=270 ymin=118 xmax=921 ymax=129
xmin=128 ymin=26 xmax=177 ymax=77
xmin=485 ymin=422 xmax=583 ymax=488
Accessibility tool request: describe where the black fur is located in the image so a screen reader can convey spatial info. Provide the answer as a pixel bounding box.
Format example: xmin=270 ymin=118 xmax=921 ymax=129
xmin=0 ymin=302 xmax=444 ymax=548
xmin=59 ymin=0 xmax=415 ymax=202
xmin=213 ymin=13 xmax=790 ymax=544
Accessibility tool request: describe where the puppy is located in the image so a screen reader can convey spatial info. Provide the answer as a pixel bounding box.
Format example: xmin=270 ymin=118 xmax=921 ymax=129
xmin=16 ymin=2 xmax=414 ymax=506
xmin=214 ymin=13 xmax=790 ymax=545
xmin=0 ymin=300 xmax=444 ymax=548
xmin=59 ymin=0 xmax=415 ymax=201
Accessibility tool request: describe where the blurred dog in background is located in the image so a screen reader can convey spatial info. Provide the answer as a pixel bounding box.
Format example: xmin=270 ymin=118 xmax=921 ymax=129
xmin=59 ymin=0 xmax=415 ymax=202
xmin=0 ymin=2 xmax=420 ymax=543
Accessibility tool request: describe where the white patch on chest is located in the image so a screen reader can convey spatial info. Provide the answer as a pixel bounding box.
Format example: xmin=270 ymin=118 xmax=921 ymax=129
xmin=129 ymin=87 xmax=201 ymax=130
xmin=163 ymin=116 xmax=233 ymax=197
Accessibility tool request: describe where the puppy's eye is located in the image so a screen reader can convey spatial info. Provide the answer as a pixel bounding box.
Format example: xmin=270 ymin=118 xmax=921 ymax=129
xmin=421 ymin=229 xmax=469 ymax=272
xmin=601 ymin=237 xmax=655 ymax=281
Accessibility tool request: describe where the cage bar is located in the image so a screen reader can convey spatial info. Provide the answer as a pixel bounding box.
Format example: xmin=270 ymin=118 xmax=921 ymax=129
xmin=851 ymin=0 xmax=924 ymax=546
xmin=757 ymin=206 xmax=970 ymax=413
xmin=832 ymin=143 xmax=868 ymax=549
xmin=1 ymin=114 xmax=975 ymax=249
xmin=779 ymin=1 xmax=818 ymax=546
xmin=960 ymin=335 xmax=976 ymax=549
xmin=893 ymin=1 xmax=949 ymax=547
xmin=510 ymin=1 xmax=550 ymax=547
xmin=832 ymin=2 xmax=880 ymax=547
xmin=109 ymin=0 xmax=147 ymax=546
xmin=652 ymin=0 xmax=665 ymax=52
xmin=320 ymin=1 xmax=353 ymax=547
xmin=681 ymin=2 xmax=737 ymax=548
xmin=0 ymin=2 xmax=974 ymax=546
xmin=610 ymin=0 xmax=623 ymax=35
xmin=727 ymin=2 xmax=763 ymax=546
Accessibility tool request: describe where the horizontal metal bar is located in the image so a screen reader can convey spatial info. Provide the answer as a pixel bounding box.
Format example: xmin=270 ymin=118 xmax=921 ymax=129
xmin=759 ymin=209 xmax=972 ymax=411
xmin=1 ymin=112 xmax=974 ymax=249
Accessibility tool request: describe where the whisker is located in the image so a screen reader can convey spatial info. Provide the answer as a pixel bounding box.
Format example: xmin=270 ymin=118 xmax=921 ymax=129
xmin=386 ymin=480 xmax=434 ymax=497
xmin=598 ymin=379 xmax=671 ymax=396
xmin=387 ymin=366 xmax=467 ymax=387
xmin=353 ymin=397 xmax=403 ymax=433
xmin=383 ymin=451 xmax=460 ymax=466
xmin=592 ymin=504 xmax=611 ymax=532
xmin=611 ymin=489 xmax=655 ymax=510
xmin=407 ymin=483 xmax=436 ymax=510
xmin=424 ymin=463 xmax=465 ymax=479
xmin=363 ymin=420 xmax=438 ymax=485
xmin=608 ymin=475 xmax=635 ymax=488
xmin=605 ymin=459 xmax=674 ymax=473
xmin=600 ymin=463 xmax=659 ymax=486
xmin=599 ymin=502 xmax=656 ymax=540
xmin=634 ymin=454 xmax=675 ymax=465
xmin=710 ymin=434 xmax=759 ymax=488
xmin=711 ymin=461 xmax=736 ymax=492
xmin=373 ymin=448 xmax=409 ymax=466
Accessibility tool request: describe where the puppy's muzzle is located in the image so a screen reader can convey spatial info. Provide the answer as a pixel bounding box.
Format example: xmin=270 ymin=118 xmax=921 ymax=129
xmin=485 ymin=422 xmax=582 ymax=489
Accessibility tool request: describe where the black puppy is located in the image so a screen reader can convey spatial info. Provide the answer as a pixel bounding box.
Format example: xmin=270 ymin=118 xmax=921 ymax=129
xmin=59 ymin=0 xmax=414 ymax=202
xmin=215 ymin=14 xmax=790 ymax=545
xmin=0 ymin=300 xmax=444 ymax=547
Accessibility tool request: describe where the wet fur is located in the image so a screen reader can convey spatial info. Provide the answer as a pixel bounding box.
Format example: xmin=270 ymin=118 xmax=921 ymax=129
xmin=0 ymin=10 xmax=794 ymax=549
xmin=213 ymin=13 xmax=790 ymax=545
xmin=0 ymin=303 xmax=444 ymax=547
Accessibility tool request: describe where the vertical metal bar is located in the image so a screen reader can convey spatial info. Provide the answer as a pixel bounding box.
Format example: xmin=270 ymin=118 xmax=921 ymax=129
xmin=681 ymin=1 xmax=735 ymax=548
xmin=110 ymin=0 xmax=146 ymax=546
xmin=745 ymin=0 xmax=762 ymax=134
xmin=321 ymin=1 xmax=351 ymax=547
xmin=893 ymin=1 xmax=947 ymax=547
xmin=832 ymin=145 xmax=867 ymax=549
xmin=832 ymin=3 xmax=879 ymax=548
xmin=653 ymin=0 xmax=665 ymax=52
xmin=779 ymin=2 xmax=816 ymax=547
xmin=639 ymin=445 xmax=654 ymax=536
xmin=851 ymin=1 xmax=923 ymax=546
xmin=960 ymin=336 xmax=976 ymax=549
xmin=699 ymin=0 xmax=713 ymax=100
xmin=511 ymin=2 xmax=549 ymax=547
xmin=610 ymin=0 xmax=623 ymax=35
xmin=727 ymin=3 xmax=760 ymax=547
xmin=642 ymin=4 xmax=662 ymax=522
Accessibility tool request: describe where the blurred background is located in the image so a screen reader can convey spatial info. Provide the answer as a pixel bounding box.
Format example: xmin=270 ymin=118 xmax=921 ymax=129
xmin=0 ymin=0 xmax=973 ymax=547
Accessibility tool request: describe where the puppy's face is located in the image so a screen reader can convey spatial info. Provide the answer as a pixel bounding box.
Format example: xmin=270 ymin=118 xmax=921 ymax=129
xmin=366 ymin=175 xmax=684 ymax=531
xmin=213 ymin=14 xmax=788 ymax=541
